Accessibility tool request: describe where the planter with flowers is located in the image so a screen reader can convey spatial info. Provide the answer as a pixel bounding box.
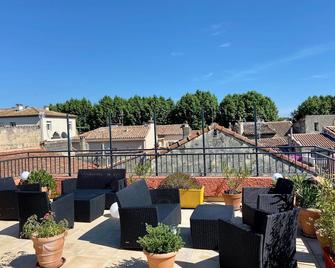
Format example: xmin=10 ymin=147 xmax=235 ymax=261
xmin=21 ymin=213 xmax=68 ymax=268
xmin=137 ymin=223 xmax=184 ymax=268
xmin=159 ymin=173 xmax=204 ymax=209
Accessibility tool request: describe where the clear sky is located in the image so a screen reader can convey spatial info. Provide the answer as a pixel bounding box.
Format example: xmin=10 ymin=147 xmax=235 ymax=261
xmin=0 ymin=1 xmax=334 ymax=116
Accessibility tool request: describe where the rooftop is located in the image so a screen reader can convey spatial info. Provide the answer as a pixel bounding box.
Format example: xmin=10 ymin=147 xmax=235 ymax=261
xmin=0 ymin=207 xmax=323 ymax=268
xmin=0 ymin=106 xmax=76 ymax=119
xmin=292 ymin=133 xmax=335 ymax=148
xmin=77 ymin=125 xmax=150 ymax=141
xmin=238 ymin=121 xmax=292 ymax=137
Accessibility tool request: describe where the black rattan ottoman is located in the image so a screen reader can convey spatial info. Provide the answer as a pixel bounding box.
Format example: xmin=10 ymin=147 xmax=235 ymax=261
xmin=74 ymin=191 xmax=105 ymax=222
xmin=190 ymin=204 xmax=234 ymax=249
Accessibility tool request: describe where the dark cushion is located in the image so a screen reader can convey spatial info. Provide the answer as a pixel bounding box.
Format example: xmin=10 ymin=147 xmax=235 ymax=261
xmin=116 ymin=179 xmax=152 ymax=208
xmin=250 ymin=208 xmax=270 ymax=234
xmin=0 ymin=177 xmax=16 ymax=191
xmin=273 ymin=178 xmax=294 ymax=195
xmin=77 ymin=169 xmax=126 ymax=190
xmin=157 ymin=204 xmax=181 ymax=225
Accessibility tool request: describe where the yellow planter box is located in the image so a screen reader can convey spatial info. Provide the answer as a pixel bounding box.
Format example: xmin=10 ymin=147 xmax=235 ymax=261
xmin=179 ymin=186 xmax=204 ymax=208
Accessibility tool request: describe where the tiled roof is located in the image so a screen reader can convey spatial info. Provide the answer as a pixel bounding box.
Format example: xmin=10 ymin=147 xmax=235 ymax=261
xmin=240 ymin=121 xmax=292 ymax=137
xmin=324 ymin=126 xmax=335 ymax=138
xmin=243 ymin=122 xmax=276 ymax=136
xmin=78 ymin=125 xmax=150 ymax=141
xmin=266 ymin=121 xmax=292 ymax=136
xmin=292 ymin=133 xmax=335 ymax=148
xmin=157 ymin=124 xmax=183 ymax=136
xmin=259 ymin=137 xmax=288 ymax=147
xmin=0 ymin=107 xmax=76 ymax=118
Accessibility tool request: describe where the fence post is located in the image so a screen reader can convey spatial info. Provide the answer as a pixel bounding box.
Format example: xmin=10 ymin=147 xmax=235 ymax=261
xmin=153 ymin=111 xmax=159 ymax=176
xmin=108 ymin=112 xmax=113 ymax=168
xmin=253 ymin=105 xmax=259 ymax=176
xmin=66 ymin=114 xmax=72 ymax=177
xmin=201 ymin=108 xmax=207 ymax=176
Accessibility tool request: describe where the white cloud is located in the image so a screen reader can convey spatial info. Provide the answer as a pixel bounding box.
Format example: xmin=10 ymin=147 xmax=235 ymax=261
xmin=219 ymin=42 xmax=231 ymax=48
xmin=221 ymin=41 xmax=335 ymax=83
xmin=203 ymin=72 xmax=214 ymax=79
xmin=170 ymin=52 xmax=184 ymax=57
xmin=193 ymin=72 xmax=214 ymax=81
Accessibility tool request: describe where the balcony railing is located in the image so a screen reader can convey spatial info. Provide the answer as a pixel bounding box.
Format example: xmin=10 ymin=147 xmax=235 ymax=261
xmin=0 ymin=146 xmax=334 ymax=179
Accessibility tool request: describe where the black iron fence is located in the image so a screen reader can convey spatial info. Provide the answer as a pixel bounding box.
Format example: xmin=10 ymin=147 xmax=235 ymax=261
xmin=0 ymin=146 xmax=334 ymax=179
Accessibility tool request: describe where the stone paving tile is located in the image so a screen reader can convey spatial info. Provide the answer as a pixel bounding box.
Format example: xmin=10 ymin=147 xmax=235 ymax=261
xmin=0 ymin=209 xmax=323 ymax=268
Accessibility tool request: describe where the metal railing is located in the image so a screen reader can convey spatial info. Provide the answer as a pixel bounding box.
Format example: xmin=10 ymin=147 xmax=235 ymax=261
xmin=0 ymin=146 xmax=334 ymax=179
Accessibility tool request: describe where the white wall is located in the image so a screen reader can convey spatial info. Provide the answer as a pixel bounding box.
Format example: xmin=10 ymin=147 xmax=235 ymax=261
xmin=40 ymin=117 xmax=77 ymax=141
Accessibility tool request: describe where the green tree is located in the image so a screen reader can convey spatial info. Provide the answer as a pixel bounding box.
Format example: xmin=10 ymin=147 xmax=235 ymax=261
xmin=173 ymin=90 xmax=218 ymax=129
xmin=49 ymin=98 xmax=94 ymax=132
xmin=292 ymin=95 xmax=335 ymax=121
xmin=219 ymin=91 xmax=278 ymax=124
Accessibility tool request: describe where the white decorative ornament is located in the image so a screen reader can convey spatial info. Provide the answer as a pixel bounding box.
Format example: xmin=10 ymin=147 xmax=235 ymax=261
xmin=20 ymin=171 xmax=30 ymax=181
xmin=272 ymin=173 xmax=283 ymax=181
xmin=110 ymin=202 xmax=120 ymax=219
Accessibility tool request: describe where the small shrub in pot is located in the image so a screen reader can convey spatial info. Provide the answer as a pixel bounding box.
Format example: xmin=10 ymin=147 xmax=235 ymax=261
xmin=137 ymin=223 xmax=184 ymax=268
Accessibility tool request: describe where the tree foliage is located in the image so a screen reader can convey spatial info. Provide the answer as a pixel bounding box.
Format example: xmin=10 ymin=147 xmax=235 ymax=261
xmin=49 ymin=98 xmax=94 ymax=132
xmin=292 ymin=95 xmax=335 ymax=121
xmin=173 ymin=90 xmax=218 ymax=129
xmin=219 ymin=91 xmax=279 ymax=124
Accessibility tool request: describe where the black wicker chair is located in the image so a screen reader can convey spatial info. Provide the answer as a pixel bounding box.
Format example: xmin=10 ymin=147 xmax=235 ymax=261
xmin=0 ymin=177 xmax=41 ymax=220
xmin=17 ymin=191 xmax=75 ymax=234
xmin=242 ymin=177 xmax=294 ymax=226
xmin=116 ymin=179 xmax=181 ymax=249
xmin=218 ymin=208 xmax=298 ymax=268
xmin=62 ymin=169 xmax=126 ymax=209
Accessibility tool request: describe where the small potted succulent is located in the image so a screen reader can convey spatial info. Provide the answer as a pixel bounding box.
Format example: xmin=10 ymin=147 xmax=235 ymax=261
xmin=26 ymin=170 xmax=57 ymax=198
xmin=21 ymin=212 xmax=68 ymax=268
xmin=221 ymin=164 xmax=250 ymax=210
xmin=137 ymin=223 xmax=184 ymax=268
xmin=291 ymin=174 xmax=322 ymax=238
xmin=159 ymin=172 xmax=204 ymax=208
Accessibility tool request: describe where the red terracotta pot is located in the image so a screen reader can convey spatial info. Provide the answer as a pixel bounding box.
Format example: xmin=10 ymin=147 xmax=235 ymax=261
xmin=323 ymin=247 xmax=335 ymax=268
xmin=144 ymin=251 xmax=177 ymax=268
xmin=222 ymin=193 xmax=242 ymax=211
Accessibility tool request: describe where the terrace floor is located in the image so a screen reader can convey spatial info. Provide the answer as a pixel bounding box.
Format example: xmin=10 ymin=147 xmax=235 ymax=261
xmin=0 ymin=206 xmax=324 ymax=268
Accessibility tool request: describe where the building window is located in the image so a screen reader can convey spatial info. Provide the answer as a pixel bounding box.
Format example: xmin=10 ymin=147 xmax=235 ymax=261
xmin=46 ymin=121 xmax=52 ymax=131
xmin=314 ymin=122 xmax=319 ymax=131
xmin=10 ymin=122 xmax=16 ymax=127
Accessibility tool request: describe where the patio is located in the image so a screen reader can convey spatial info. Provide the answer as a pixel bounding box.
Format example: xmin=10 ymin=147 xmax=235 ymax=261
xmin=0 ymin=206 xmax=324 ymax=268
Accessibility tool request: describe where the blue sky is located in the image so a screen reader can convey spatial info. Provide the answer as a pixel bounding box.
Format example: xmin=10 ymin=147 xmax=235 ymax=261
xmin=0 ymin=1 xmax=334 ymax=116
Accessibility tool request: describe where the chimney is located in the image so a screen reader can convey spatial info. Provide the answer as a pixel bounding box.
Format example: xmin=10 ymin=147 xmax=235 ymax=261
xmin=16 ymin=104 xmax=24 ymax=111
xmin=238 ymin=121 xmax=244 ymax=135
xmin=181 ymin=122 xmax=191 ymax=138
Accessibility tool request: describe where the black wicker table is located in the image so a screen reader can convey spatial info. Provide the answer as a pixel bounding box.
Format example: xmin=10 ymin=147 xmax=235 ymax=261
xmin=190 ymin=204 xmax=234 ymax=249
xmin=73 ymin=191 xmax=105 ymax=222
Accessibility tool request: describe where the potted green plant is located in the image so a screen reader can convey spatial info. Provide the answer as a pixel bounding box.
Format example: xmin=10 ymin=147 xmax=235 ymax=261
xmin=137 ymin=223 xmax=184 ymax=268
xmin=26 ymin=170 xmax=57 ymax=198
xmin=291 ymin=174 xmax=322 ymax=238
xmin=159 ymin=172 xmax=204 ymax=208
xmin=21 ymin=212 xmax=68 ymax=268
xmin=221 ymin=164 xmax=250 ymax=210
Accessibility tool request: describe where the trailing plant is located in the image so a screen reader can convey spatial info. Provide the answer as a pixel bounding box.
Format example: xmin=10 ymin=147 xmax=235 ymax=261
xmin=290 ymin=174 xmax=322 ymax=208
xmin=27 ymin=170 xmax=56 ymax=191
xmin=21 ymin=212 xmax=68 ymax=239
xmin=222 ymin=163 xmax=250 ymax=194
xmin=158 ymin=172 xmax=202 ymax=189
xmin=137 ymin=223 xmax=184 ymax=254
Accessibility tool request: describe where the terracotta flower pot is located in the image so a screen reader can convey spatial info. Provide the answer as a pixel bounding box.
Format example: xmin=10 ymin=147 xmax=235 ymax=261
xmin=316 ymin=229 xmax=331 ymax=249
xmin=298 ymin=208 xmax=321 ymax=238
xmin=144 ymin=251 xmax=177 ymax=268
xmin=323 ymin=247 xmax=335 ymax=268
xmin=222 ymin=193 xmax=242 ymax=211
xmin=41 ymin=187 xmax=52 ymax=199
xmin=32 ymin=232 xmax=66 ymax=268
